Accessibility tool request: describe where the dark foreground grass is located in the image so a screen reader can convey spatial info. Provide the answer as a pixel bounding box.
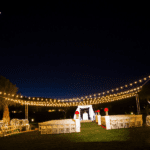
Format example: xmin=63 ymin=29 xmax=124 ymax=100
xmin=0 ymin=122 xmax=150 ymax=150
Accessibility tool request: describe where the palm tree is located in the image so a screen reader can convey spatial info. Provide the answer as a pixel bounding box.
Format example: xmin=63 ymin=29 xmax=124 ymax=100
xmin=0 ymin=76 xmax=19 ymax=125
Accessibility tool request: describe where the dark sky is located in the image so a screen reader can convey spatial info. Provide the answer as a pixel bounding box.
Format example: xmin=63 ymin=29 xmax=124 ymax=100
xmin=0 ymin=2 xmax=150 ymax=99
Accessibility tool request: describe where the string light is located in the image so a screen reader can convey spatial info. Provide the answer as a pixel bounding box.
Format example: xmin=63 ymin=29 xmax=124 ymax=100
xmin=0 ymin=75 xmax=149 ymax=106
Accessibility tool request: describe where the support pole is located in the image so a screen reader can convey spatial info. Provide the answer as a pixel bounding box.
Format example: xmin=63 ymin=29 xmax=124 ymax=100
xmin=136 ymin=94 xmax=140 ymax=115
xmin=25 ymin=104 xmax=28 ymax=120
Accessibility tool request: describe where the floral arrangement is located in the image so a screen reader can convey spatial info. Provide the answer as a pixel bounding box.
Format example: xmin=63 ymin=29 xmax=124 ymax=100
xmin=75 ymin=111 xmax=79 ymax=114
xmin=104 ymin=108 xmax=108 ymax=112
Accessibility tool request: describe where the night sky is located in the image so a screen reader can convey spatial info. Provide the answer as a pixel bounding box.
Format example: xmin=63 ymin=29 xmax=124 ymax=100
xmin=0 ymin=2 xmax=150 ymax=99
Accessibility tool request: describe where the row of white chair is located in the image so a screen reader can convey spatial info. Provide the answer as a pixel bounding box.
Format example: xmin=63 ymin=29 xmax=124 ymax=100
xmin=146 ymin=115 xmax=150 ymax=126
xmin=40 ymin=123 xmax=76 ymax=134
xmin=101 ymin=115 xmax=143 ymax=129
xmin=38 ymin=119 xmax=76 ymax=134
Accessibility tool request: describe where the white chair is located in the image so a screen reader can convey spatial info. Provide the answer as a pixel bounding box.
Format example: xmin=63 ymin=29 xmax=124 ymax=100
xmin=41 ymin=125 xmax=47 ymax=134
xmin=118 ymin=118 xmax=124 ymax=128
xmin=129 ymin=117 xmax=136 ymax=128
xmin=146 ymin=116 xmax=150 ymax=126
xmin=124 ymin=117 xmax=130 ymax=128
xmin=101 ymin=117 xmax=106 ymax=126
xmin=70 ymin=124 xmax=76 ymax=133
xmin=110 ymin=118 xmax=118 ymax=129
xmin=52 ymin=124 xmax=59 ymax=134
xmin=58 ymin=124 xmax=65 ymax=134
xmin=135 ymin=117 xmax=142 ymax=127
xmin=64 ymin=124 xmax=70 ymax=133
xmin=47 ymin=125 xmax=52 ymax=134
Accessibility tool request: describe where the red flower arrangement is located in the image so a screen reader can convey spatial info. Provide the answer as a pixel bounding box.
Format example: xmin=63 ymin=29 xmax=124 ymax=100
xmin=75 ymin=111 xmax=79 ymax=114
xmin=97 ymin=110 xmax=100 ymax=112
xmin=104 ymin=108 xmax=108 ymax=112
xmin=95 ymin=110 xmax=97 ymax=112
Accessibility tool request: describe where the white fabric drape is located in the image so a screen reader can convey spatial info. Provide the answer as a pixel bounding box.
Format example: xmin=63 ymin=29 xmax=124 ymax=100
xmin=73 ymin=105 xmax=95 ymax=121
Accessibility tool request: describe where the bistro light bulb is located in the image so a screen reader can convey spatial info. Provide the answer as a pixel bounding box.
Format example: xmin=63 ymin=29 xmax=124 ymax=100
xmin=0 ymin=74 xmax=148 ymax=107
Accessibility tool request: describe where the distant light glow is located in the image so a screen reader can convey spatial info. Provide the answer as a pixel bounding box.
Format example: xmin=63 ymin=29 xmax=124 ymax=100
xmin=12 ymin=111 xmax=16 ymax=113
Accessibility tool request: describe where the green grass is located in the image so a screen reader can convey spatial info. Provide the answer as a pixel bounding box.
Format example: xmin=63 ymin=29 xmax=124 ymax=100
xmin=0 ymin=122 xmax=150 ymax=150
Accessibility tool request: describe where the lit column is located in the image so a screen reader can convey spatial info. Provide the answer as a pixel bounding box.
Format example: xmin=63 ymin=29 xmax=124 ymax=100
xmin=105 ymin=116 xmax=111 ymax=130
xmin=75 ymin=111 xmax=80 ymax=132
xmin=104 ymin=108 xmax=109 ymax=116
xmin=97 ymin=110 xmax=101 ymax=125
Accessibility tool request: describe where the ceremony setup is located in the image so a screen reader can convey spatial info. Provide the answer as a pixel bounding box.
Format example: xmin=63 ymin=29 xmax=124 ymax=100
xmin=0 ymin=75 xmax=150 ymax=137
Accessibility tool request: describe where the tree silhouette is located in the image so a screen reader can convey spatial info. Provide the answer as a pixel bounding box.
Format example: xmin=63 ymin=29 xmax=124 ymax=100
xmin=0 ymin=76 xmax=19 ymax=125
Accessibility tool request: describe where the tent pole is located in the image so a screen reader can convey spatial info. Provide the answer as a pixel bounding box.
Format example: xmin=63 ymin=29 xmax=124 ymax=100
xmin=136 ymin=94 xmax=140 ymax=115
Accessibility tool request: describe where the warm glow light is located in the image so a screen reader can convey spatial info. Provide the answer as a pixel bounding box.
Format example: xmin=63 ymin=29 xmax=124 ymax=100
xmin=12 ymin=111 xmax=16 ymax=113
xmin=0 ymin=75 xmax=147 ymax=106
xmin=31 ymin=118 xmax=34 ymax=122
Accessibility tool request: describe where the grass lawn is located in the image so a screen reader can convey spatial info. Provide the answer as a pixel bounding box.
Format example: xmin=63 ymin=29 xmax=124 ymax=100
xmin=0 ymin=122 xmax=150 ymax=150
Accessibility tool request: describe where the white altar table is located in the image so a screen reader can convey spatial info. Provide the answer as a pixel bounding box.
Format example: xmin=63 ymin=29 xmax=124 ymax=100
xmin=83 ymin=112 xmax=88 ymax=120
